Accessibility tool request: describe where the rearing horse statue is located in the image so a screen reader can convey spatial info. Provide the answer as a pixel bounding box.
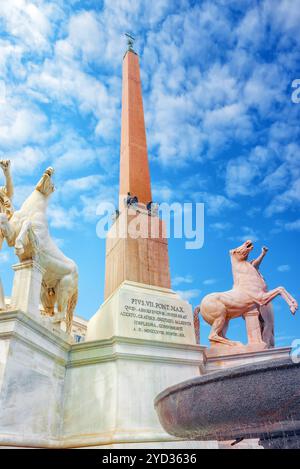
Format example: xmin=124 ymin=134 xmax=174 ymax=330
xmin=194 ymin=240 xmax=298 ymax=347
xmin=0 ymin=167 xmax=78 ymax=334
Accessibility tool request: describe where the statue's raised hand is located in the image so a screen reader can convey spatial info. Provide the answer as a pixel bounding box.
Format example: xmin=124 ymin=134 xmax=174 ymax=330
xmin=0 ymin=160 xmax=11 ymax=173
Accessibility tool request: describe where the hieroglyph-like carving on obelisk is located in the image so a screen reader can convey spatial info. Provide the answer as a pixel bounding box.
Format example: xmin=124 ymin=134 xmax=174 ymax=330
xmin=0 ymin=165 xmax=78 ymax=332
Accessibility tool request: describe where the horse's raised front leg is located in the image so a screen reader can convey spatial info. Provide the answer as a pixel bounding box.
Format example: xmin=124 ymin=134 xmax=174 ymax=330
xmin=261 ymin=287 xmax=298 ymax=315
xmin=15 ymin=220 xmax=39 ymax=260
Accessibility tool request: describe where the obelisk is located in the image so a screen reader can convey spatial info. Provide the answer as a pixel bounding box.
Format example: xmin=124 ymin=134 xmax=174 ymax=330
xmin=87 ymin=37 xmax=195 ymax=346
xmin=104 ymin=36 xmax=171 ymax=299
xmin=119 ymin=39 xmax=152 ymax=205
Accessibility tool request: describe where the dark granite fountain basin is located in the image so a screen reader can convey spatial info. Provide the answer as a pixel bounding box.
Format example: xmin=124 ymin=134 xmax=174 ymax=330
xmin=154 ymin=358 xmax=300 ymax=448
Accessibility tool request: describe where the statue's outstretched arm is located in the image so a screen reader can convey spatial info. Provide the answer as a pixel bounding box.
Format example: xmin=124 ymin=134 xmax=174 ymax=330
xmin=251 ymin=246 xmax=268 ymax=270
xmin=0 ymin=160 xmax=13 ymax=199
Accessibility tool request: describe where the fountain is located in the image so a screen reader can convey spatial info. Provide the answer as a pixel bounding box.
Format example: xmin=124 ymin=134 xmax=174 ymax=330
xmin=155 ymin=357 xmax=300 ymax=449
xmin=155 ymin=241 xmax=299 ymax=449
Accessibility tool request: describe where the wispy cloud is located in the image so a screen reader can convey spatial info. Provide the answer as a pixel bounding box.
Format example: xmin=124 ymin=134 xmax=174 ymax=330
xmin=175 ymin=289 xmax=201 ymax=303
xmin=203 ymin=278 xmax=217 ymax=286
xmin=277 ymin=265 xmax=291 ymax=273
xmin=172 ymin=275 xmax=193 ymax=287
xmin=285 ymin=219 xmax=300 ymax=232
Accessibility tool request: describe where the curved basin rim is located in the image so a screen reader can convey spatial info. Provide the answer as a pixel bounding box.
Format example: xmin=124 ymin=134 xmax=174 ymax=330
xmin=154 ymin=357 xmax=297 ymax=407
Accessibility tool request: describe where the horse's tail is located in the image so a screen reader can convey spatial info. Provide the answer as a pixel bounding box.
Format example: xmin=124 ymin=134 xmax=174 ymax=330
xmin=65 ymin=288 xmax=78 ymax=335
xmin=193 ymin=305 xmax=201 ymax=344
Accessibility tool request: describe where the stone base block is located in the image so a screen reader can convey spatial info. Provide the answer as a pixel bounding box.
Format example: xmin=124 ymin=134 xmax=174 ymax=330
xmin=10 ymin=260 xmax=45 ymax=318
xmin=86 ymin=281 xmax=196 ymax=345
xmin=0 ymin=310 xmax=206 ymax=448
xmin=204 ymin=346 xmax=292 ymax=373
xmin=205 ymin=342 xmax=267 ymax=359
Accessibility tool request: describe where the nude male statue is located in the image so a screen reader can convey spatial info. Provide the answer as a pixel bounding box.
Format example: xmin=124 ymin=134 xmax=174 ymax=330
xmin=0 ymin=160 xmax=14 ymax=222
xmin=0 ymin=160 xmax=14 ymax=309
xmin=250 ymin=246 xmax=275 ymax=348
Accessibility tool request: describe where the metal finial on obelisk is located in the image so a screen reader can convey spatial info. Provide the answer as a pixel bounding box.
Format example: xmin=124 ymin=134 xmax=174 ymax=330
xmin=125 ymin=32 xmax=135 ymax=52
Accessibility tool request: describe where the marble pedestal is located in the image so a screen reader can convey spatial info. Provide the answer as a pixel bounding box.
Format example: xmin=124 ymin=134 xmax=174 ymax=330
xmin=87 ymin=281 xmax=197 ymax=345
xmin=10 ymin=260 xmax=45 ymax=318
xmin=1 ymin=282 xmax=288 ymax=449
xmin=68 ymin=281 xmax=208 ymax=447
xmin=0 ymin=310 xmax=209 ymax=448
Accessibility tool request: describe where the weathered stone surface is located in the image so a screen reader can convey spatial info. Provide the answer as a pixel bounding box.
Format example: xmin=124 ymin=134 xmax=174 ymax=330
xmin=0 ymin=310 xmax=206 ymax=448
xmin=119 ymin=50 xmax=152 ymax=206
xmin=104 ymin=210 xmax=170 ymax=299
xmin=10 ymin=260 xmax=45 ymax=317
xmin=104 ymin=48 xmax=171 ymax=298
xmin=87 ymin=280 xmax=196 ymax=345
xmin=204 ymin=346 xmax=292 ymax=373
xmin=155 ymin=357 xmax=300 ymax=444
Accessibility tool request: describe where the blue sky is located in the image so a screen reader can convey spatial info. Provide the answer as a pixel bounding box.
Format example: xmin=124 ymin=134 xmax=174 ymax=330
xmin=0 ymin=0 xmax=299 ymax=347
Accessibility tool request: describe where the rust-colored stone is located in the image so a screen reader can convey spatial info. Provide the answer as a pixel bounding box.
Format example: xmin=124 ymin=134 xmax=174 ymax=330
xmin=104 ymin=49 xmax=171 ymax=299
xmin=104 ymin=210 xmax=171 ymax=299
xmin=119 ymin=50 xmax=152 ymax=206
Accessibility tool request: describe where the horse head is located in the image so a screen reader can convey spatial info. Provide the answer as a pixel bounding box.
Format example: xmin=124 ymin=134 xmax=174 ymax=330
xmin=36 ymin=167 xmax=55 ymax=197
xmin=230 ymin=240 xmax=254 ymax=261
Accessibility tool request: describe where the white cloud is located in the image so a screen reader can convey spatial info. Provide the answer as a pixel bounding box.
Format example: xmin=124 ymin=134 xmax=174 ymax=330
xmin=0 ymin=0 xmax=63 ymax=54
xmin=203 ymin=279 xmax=217 ymax=286
xmin=243 ymin=63 xmax=286 ymax=116
xmin=277 ymin=265 xmax=291 ymax=273
xmin=0 ymin=99 xmax=48 ymax=151
xmin=48 ymin=205 xmax=79 ymax=229
xmin=172 ymin=275 xmax=193 ymax=287
xmin=0 ymin=40 xmax=25 ymax=78
xmin=266 ymin=178 xmax=300 ymax=216
xmin=60 ymin=175 xmax=104 ymax=198
xmin=226 ymin=157 xmax=259 ymax=198
xmin=262 ymin=163 xmax=289 ymax=192
xmin=152 ymin=184 xmax=175 ymax=203
xmin=285 ymin=219 xmax=300 ymax=232
xmin=8 ymin=146 xmax=48 ymax=176
xmin=210 ymin=222 xmax=232 ymax=231
xmin=58 ymin=11 xmax=104 ymax=65
xmin=196 ymin=192 xmax=237 ymax=216
xmin=48 ymin=131 xmax=109 ymax=175
xmin=176 ymin=289 xmax=201 ymax=302
xmin=0 ymin=0 xmax=298 ymax=248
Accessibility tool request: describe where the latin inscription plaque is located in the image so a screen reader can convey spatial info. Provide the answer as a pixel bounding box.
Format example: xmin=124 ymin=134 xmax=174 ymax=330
xmin=119 ymin=289 xmax=196 ymax=344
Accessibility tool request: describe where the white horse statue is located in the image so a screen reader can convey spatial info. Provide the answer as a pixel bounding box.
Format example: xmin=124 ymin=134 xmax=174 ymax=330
xmin=0 ymin=167 xmax=78 ymax=333
xmin=194 ymin=240 xmax=297 ymax=347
